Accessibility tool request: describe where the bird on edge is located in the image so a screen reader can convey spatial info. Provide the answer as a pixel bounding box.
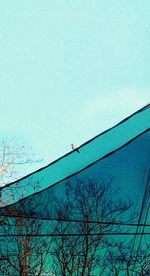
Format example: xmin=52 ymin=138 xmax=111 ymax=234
xmin=71 ymin=144 xmax=80 ymax=153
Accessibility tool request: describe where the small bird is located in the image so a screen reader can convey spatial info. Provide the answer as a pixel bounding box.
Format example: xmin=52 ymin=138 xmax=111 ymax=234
xmin=71 ymin=144 xmax=80 ymax=153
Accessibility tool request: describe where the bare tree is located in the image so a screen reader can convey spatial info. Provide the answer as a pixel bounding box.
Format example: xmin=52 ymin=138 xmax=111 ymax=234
xmin=106 ymin=240 xmax=150 ymax=275
xmin=0 ymin=138 xmax=42 ymax=207
xmin=50 ymin=177 xmax=138 ymax=275
xmin=0 ymin=138 xmax=49 ymax=275
xmin=0 ymin=187 xmax=55 ymax=276
xmin=0 ymin=138 xmax=41 ymax=187
xmin=0 ymin=172 xmax=149 ymax=275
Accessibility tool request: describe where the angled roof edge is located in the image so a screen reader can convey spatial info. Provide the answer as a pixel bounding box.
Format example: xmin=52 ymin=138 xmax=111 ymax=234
xmin=0 ymin=104 xmax=150 ymax=206
xmin=1 ymin=103 xmax=150 ymax=190
xmin=1 ymin=128 xmax=149 ymax=211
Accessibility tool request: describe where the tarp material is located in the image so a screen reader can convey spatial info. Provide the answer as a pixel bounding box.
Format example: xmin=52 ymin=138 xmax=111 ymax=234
xmin=0 ymin=104 xmax=150 ymax=275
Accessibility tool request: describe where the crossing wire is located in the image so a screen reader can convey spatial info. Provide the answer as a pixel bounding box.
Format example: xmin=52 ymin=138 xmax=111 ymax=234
xmin=0 ymin=232 xmax=150 ymax=237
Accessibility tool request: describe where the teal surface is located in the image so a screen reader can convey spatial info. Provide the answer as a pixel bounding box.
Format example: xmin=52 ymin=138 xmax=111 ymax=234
xmin=0 ymin=105 xmax=150 ymax=275
xmin=0 ymin=104 xmax=150 ymax=206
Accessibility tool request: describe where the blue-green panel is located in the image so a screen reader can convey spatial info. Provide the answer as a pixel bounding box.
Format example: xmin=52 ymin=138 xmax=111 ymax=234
xmin=0 ymin=105 xmax=150 ymax=275
xmin=0 ymin=104 xmax=150 ymax=206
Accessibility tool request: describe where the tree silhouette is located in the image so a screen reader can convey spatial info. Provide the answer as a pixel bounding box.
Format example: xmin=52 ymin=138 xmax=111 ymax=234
xmin=0 ymin=189 xmax=55 ymax=275
xmin=0 ymin=176 xmax=149 ymax=275
xmin=50 ymin=177 xmax=140 ymax=275
xmin=0 ymin=138 xmax=40 ymax=186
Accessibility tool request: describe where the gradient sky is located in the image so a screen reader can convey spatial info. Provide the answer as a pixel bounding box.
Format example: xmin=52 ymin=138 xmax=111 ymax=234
xmin=0 ymin=1 xmax=150 ymax=176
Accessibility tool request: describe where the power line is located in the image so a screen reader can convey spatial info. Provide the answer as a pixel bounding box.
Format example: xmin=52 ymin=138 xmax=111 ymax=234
xmin=1 ymin=214 xmax=150 ymax=227
xmin=0 ymin=232 xmax=150 ymax=237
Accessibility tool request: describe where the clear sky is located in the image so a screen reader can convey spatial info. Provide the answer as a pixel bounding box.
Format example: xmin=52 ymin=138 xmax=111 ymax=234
xmin=0 ymin=1 xmax=150 ymax=175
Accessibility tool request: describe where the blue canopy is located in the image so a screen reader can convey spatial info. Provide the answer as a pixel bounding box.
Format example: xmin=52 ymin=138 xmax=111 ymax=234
xmin=0 ymin=104 xmax=150 ymax=275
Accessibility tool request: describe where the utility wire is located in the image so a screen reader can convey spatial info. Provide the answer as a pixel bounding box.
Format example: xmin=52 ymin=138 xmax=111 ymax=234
xmin=0 ymin=232 xmax=150 ymax=237
xmin=1 ymin=214 xmax=150 ymax=227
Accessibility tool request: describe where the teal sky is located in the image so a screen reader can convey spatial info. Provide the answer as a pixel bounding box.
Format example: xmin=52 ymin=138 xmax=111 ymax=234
xmin=0 ymin=1 xmax=150 ymax=175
